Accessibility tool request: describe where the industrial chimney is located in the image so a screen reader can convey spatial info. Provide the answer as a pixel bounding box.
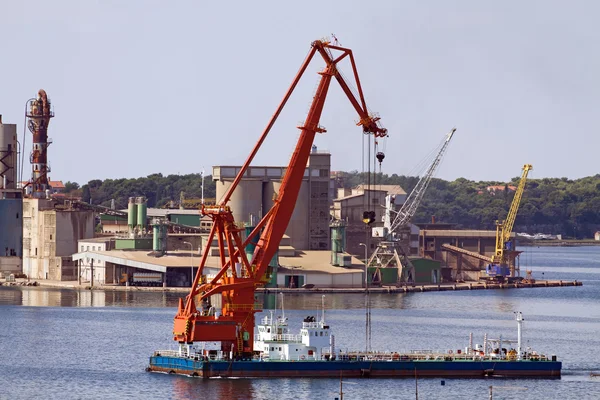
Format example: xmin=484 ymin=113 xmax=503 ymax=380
xmin=25 ymin=89 xmax=54 ymax=198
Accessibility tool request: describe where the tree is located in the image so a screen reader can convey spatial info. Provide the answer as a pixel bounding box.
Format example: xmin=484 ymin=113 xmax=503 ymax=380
xmin=82 ymin=185 xmax=91 ymax=203
xmin=64 ymin=181 xmax=80 ymax=192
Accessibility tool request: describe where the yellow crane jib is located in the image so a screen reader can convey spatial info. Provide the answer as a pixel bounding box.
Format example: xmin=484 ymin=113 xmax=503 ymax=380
xmin=492 ymin=164 xmax=533 ymax=266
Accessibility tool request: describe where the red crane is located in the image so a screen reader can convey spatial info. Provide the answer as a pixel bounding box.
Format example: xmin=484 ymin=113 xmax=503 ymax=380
xmin=173 ymin=39 xmax=387 ymax=358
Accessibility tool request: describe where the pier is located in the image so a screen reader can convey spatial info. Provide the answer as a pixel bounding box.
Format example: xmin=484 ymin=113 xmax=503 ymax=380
xmin=259 ymin=280 xmax=582 ymax=294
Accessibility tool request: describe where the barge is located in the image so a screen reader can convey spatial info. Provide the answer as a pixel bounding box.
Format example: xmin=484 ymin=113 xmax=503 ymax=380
xmin=148 ymin=306 xmax=561 ymax=379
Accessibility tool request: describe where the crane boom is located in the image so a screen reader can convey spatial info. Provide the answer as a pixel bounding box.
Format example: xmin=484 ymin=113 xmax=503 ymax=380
xmin=367 ymin=129 xmax=454 ymax=285
xmin=389 ymin=128 xmax=455 ymax=234
xmin=172 ymin=39 xmax=386 ymax=356
xmin=492 ymin=164 xmax=532 ymax=264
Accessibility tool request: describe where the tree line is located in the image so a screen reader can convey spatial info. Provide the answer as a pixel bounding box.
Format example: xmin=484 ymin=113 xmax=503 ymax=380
xmin=336 ymin=171 xmax=600 ymax=238
xmin=65 ymin=171 xmax=600 ymax=238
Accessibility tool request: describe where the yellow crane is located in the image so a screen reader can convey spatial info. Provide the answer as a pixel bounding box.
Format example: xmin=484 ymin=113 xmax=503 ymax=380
xmin=488 ymin=164 xmax=533 ymax=276
xmin=440 ymin=164 xmax=532 ymax=281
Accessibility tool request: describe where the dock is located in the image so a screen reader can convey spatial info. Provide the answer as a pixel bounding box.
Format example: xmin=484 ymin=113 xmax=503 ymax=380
xmin=259 ymin=280 xmax=582 ymax=294
xmin=0 ymin=279 xmax=582 ymax=293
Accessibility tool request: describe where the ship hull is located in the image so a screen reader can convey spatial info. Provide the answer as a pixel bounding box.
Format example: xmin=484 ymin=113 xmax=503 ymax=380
xmin=148 ymin=356 xmax=561 ymax=379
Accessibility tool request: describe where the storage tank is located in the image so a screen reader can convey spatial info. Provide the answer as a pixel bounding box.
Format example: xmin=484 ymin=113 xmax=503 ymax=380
xmin=286 ymin=181 xmax=309 ymax=250
xmin=219 ymin=179 xmax=263 ymax=224
xmin=127 ymin=197 xmax=137 ymax=230
xmin=0 ymin=116 xmax=17 ymax=189
xmin=330 ymin=222 xmax=346 ymax=266
xmin=152 ymin=219 xmax=167 ymax=253
xmin=136 ymin=197 xmax=147 ymax=231
xmin=262 ymin=180 xmax=309 ymax=250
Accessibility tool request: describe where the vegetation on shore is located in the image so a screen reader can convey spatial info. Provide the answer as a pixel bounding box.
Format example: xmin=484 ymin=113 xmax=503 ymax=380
xmin=63 ymin=171 xmax=600 ymax=238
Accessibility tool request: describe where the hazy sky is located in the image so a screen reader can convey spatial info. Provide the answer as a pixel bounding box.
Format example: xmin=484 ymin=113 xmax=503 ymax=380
xmin=1 ymin=1 xmax=598 ymax=184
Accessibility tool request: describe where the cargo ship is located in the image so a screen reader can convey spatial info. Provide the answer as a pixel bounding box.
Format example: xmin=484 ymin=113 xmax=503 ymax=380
xmin=147 ymin=307 xmax=561 ymax=379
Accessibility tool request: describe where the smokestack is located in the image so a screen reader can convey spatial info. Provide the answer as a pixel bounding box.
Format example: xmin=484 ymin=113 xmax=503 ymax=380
xmin=26 ymin=89 xmax=54 ymax=198
xmin=431 ymin=215 xmax=436 ymax=224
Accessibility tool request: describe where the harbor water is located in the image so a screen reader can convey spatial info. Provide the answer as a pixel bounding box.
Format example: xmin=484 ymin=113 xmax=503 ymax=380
xmin=1 ymin=246 xmax=600 ymax=399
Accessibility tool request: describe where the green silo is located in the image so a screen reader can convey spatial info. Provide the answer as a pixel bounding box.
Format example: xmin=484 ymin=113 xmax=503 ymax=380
xmin=127 ymin=197 xmax=137 ymax=231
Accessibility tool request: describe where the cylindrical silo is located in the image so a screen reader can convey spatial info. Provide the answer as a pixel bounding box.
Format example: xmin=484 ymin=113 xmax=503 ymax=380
xmin=286 ymin=181 xmax=309 ymax=250
xmin=152 ymin=219 xmax=166 ymax=253
xmin=136 ymin=197 xmax=147 ymax=231
xmin=221 ymin=180 xmax=262 ymax=225
xmin=127 ymin=197 xmax=137 ymax=230
xmin=0 ymin=117 xmax=17 ymax=190
xmin=262 ymin=181 xmax=278 ymax=218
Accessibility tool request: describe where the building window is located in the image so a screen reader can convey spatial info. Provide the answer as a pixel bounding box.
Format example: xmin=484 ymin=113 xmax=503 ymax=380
xmin=35 ymin=248 xmax=37 ymax=256
xmin=49 ymin=234 xmax=52 ymax=240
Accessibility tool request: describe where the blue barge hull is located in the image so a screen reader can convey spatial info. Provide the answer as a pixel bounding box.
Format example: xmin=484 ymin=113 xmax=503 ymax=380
xmin=148 ymin=356 xmax=561 ymax=379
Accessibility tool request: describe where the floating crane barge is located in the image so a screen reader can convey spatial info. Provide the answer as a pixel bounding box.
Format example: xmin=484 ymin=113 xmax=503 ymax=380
xmin=147 ymin=38 xmax=561 ymax=379
xmin=149 ymin=306 xmax=560 ymax=378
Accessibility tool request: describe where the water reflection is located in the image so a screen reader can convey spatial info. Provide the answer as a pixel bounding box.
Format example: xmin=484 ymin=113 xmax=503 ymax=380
xmin=0 ymin=287 xmax=187 ymax=308
xmin=171 ymin=376 xmax=255 ymax=400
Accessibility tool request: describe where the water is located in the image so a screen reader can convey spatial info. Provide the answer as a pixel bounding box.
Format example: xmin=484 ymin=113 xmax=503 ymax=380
xmin=1 ymin=246 xmax=599 ymax=399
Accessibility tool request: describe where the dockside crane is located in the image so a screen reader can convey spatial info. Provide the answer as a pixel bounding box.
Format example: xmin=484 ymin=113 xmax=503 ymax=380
xmin=367 ymin=128 xmax=455 ymax=284
xmin=488 ymin=164 xmax=533 ymax=276
xmin=172 ymin=39 xmax=387 ymax=358
xmin=441 ymin=164 xmax=532 ymax=281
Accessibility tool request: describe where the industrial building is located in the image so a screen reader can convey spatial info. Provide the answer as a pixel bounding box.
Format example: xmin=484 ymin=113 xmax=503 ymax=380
xmin=22 ymin=198 xmax=95 ymax=280
xmin=212 ymin=147 xmax=330 ymax=251
xmin=0 ymin=115 xmax=22 ymax=275
xmin=332 ymin=184 xmax=408 ymax=257
xmin=101 ymin=208 xmax=211 ymax=234
xmin=419 ymin=229 xmax=517 ymax=281
xmin=72 ymin=197 xmax=217 ymax=287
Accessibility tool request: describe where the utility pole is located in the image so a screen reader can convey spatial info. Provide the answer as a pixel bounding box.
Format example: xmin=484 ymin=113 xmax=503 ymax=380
xmin=201 ymin=167 xmax=205 ymax=205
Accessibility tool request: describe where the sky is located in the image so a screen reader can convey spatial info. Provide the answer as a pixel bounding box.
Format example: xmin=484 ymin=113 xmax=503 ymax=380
xmin=0 ymin=0 xmax=598 ymax=185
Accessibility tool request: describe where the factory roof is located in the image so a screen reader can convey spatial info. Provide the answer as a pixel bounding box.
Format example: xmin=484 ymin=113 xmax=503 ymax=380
xmin=72 ymin=249 xmax=221 ymax=274
xmin=420 ymin=229 xmax=515 ymax=238
xmin=118 ymin=208 xmax=202 ymax=218
xmin=49 ymin=180 xmax=65 ymax=189
xmin=78 ymin=237 xmax=116 ymax=244
xmin=278 ymin=251 xmax=364 ymax=274
xmin=355 ymin=184 xmax=406 ymax=196
xmin=334 ymin=190 xmax=387 ymax=202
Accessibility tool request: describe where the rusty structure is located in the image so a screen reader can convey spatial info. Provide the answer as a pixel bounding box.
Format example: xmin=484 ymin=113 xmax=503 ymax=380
xmin=25 ymin=89 xmax=54 ymax=198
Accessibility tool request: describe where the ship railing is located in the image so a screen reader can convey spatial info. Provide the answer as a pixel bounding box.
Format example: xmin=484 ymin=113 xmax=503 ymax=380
xmin=272 ymin=333 xmax=302 ymax=342
xmin=302 ymin=321 xmax=324 ymax=329
xmin=152 ymin=350 xmax=181 ymax=358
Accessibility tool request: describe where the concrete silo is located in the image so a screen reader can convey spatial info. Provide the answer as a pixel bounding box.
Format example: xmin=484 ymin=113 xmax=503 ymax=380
xmin=217 ymin=179 xmax=263 ymax=225
xmin=0 ymin=115 xmax=17 ymax=189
